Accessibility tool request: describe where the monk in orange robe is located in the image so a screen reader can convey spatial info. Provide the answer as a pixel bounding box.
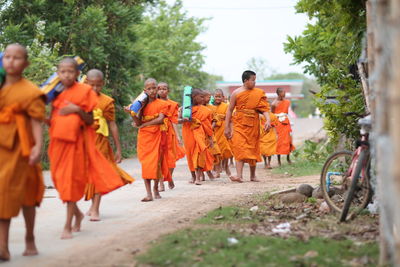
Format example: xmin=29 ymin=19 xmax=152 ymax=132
xmin=225 ymin=70 xmax=271 ymax=183
xmin=84 ymin=69 xmax=134 ymax=221
xmin=181 ymin=89 xmax=214 ymax=185
xmin=126 ymin=78 xmax=170 ymax=202
xmin=157 ymin=82 xmax=185 ymax=191
xmin=0 ymin=44 xmax=45 ymax=260
xmin=260 ymin=113 xmax=278 ymax=169
xmin=48 ymin=58 xmax=123 ymax=239
xmin=213 ymin=89 xmax=233 ymax=176
xmin=204 ymin=91 xmax=222 ymax=178
xmin=272 ymin=88 xmax=295 ymax=166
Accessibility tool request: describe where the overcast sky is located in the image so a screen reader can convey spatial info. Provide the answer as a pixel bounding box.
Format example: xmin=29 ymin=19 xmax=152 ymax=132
xmin=165 ymin=0 xmax=310 ymax=81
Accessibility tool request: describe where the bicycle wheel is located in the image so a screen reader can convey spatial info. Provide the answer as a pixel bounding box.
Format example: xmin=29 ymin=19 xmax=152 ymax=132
xmin=339 ymin=150 xmax=371 ymax=221
xmin=320 ymin=150 xmax=371 ymax=214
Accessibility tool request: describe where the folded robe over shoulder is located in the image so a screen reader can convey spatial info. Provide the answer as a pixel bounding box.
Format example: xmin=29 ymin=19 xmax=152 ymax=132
xmin=274 ymin=99 xmax=295 ymax=155
xmin=137 ymin=99 xmax=171 ymax=180
xmin=182 ymin=105 xmax=214 ymax=172
xmin=49 ymin=82 xmax=123 ymax=202
xmin=0 ymin=78 xmax=45 ymax=219
xmin=85 ymin=93 xmax=134 ymax=200
xmin=230 ymin=88 xmax=270 ymax=166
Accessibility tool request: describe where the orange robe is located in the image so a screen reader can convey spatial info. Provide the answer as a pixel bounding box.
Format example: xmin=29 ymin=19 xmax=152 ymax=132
xmin=49 ymin=82 xmax=123 ymax=202
xmin=206 ymin=104 xmax=222 ymax=164
xmin=260 ymin=113 xmax=278 ymax=157
xmin=182 ymin=105 xmax=214 ymax=172
xmin=213 ymin=102 xmax=233 ymax=159
xmin=230 ymin=88 xmax=270 ymax=166
xmin=85 ymin=93 xmax=134 ymax=199
xmin=274 ymin=99 xmax=295 ymax=155
xmin=137 ymin=99 xmax=171 ymax=180
xmin=0 ymin=78 xmax=45 ymax=218
xmin=165 ymin=99 xmax=185 ymax=169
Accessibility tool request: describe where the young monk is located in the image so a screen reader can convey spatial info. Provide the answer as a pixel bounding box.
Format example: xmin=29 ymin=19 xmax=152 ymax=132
xmin=84 ymin=69 xmax=134 ymax=221
xmin=48 ymin=58 xmax=123 ymax=239
xmin=271 ymin=88 xmax=295 ymax=166
xmin=213 ymin=89 xmax=233 ymax=176
xmin=157 ymin=82 xmax=185 ymax=191
xmin=0 ymin=44 xmax=45 ymax=260
xmin=259 ymin=112 xmax=278 ymax=169
xmin=204 ymin=91 xmax=222 ymax=178
xmin=180 ymin=89 xmax=214 ymax=185
xmin=225 ymin=70 xmax=271 ymax=183
xmin=126 ymin=78 xmax=170 ymax=201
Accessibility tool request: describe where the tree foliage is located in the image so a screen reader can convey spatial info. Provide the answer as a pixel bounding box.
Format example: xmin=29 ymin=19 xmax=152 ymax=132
xmin=135 ymin=0 xmax=219 ymax=100
xmin=284 ymin=0 xmax=367 ymax=142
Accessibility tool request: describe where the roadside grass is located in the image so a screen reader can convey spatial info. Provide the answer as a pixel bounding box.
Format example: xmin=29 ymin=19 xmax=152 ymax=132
xmin=136 ymin=228 xmax=378 ymax=267
xmin=272 ymin=160 xmax=323 ymax=177
xmin=196 ymin=206 xmax=262 ymax=224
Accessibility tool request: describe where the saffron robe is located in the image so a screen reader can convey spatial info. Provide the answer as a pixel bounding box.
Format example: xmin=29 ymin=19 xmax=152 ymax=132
xmin=85 ymin=93 xmax=134 ymax=199
xmin=49 ymin=82 xmax=123 ymax=202
xmin=0 ymin=78 xmax=45 ymax=218
xmin=137 ymin=99 xmax=171 ymax=180
xmin=213 ymin=102 xmax=233 ymax=159
xmin=260 ymin=113 xmax=278 ymax=157
xmin=165 ymin=99 xmax=185 ymax=169
xmin=182 ymin=105 xmax=214 ymax=172
xmin=229 ymin=88 xmax=270 ymax=166
xmin=274 ymin=99 xmax=295 ymax=155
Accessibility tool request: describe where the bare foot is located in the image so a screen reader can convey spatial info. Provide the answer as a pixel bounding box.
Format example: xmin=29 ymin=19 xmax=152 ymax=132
xmin=189 ymin=180 xmax=194 ymax=184
xmin=250 ymin=177 xmax=260 ymax=182
xmin=266 ymin=165 xmax=272 ymax=169
xmin=0 ymin=247 xmax=10 ymax=261
xmin=212 ymin=171 xmax=220 ymax=178
xmin=206 ymin=171 xmax=215 ymax=180
xmin=195 ymin=181 xmax=202 ymax=185
xmin=72 ymin=212 xmax=84 ymax=232
xmin=168 ymin=181 xmax=175 ymax=189
xmin=61 ymin=229 xmax=73 ymax=240
xmin=229 ymin=176 xmax=244 ymax=183
xmin=159 ymin=183 xmax=165 ymax=192
xmin=154 ymin=191 xmax=162 ymax=199
xmin=226 ymin=169 xmax=231 ymax=176
xmin=141 ymin=196 xmax=153 ymax=202
xmin=89 ymin=211 xmax=101 ymax=222
xmin=85 ymin=210 xmax=92 ymax=216
xmin=23 ymin=239 xmax=38 ymax=256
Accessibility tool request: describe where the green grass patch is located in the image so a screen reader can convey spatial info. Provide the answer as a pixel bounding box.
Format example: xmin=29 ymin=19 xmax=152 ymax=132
xmin=196 ymin=206 xmax=260 ymax=224
xmin=272 ymin=160 xmax=323 ymax=177
xmin=136 ymin=228 xmax=378 ymax=267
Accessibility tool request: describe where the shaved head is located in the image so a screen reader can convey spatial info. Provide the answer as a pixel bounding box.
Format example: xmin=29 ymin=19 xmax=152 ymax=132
xmin=58 ymin=57 xmax=78 ymax=70
xmin=276 ymin=87 xmax=284 ymax=95
xmin=5 ymin=43 xmax=28 ymax=59
xmin=87 ymin=69 xmax=104 ymax=80
xmin=192 ymin=88 xmax=203 ymax=97
xmin=215 ymin=88 xmax=224 ymax=96
xmin=158 ymin=81 xmax=169 ymax=89
xmin=144 ymin=78 xmax=157 ymax=87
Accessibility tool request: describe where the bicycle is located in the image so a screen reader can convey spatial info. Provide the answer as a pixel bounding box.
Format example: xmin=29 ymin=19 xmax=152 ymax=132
xmin=320 ymin=114 xmax=373 ymax=222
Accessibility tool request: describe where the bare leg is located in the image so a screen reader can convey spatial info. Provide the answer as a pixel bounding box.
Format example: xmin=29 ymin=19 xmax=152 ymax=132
xmin=61 ymin=202 xmax=75 ymax=239
xmin=89 ymin=194 xmax=101 ymax=222
xmin=229 ymin=157 xmax=235 ymax=167
xmin=72 ymin=203 xmax=84 ymax=232
xmin=0 ymin=219 xmax=11 ymax=261
xmin=206 ymin=171 xmax=215 ymax=180
xmin=250 ymin=165 xmax=260 ymax=182
xmin=154 ymin=179 xmax=161 ymax=199
xmin=287 ymin=154 xmax=292 ymax=164
xmin=277 ymin=155 xmax=282 ymax=166
xmin=142 ymin=179 xmax=153 ymax=202
xmin=223 ymin=159 xmax=231 ymax=176
xmin=22 ymin=206 xmax=38 ymax=256
xmin=200 ymin=171 xmax=205 ymax=181
xmin=230 ymin=161 xmax=244 ymax=183
xmin=168 ymin=168 xmax=175 ymax=189
xmin=262 ymin=155 xmax=267 ymax=168
xmin=159 ymin=178 xmax=165 ymax=192
xmin=266 ymin=156 xmax=272 ymax=169
xmin=189 ymin=171 xmax=196 ymax=184
xmin=195 ymin=169 xmax=202 ymax=185
xmin=213 ymin=162 xmax=221 ymax=178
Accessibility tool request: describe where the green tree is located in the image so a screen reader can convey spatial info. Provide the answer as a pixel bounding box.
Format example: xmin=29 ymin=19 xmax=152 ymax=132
xmin=135 ymin=0 xmax=214 ymax=100
xmin=246 ymin=57 xmax=275 ymax=80
xmin=284 ymin=0 xmax=366 ymax=142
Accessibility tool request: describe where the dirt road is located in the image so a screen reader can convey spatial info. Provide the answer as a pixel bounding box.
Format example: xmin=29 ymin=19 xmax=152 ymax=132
xmin=5 ymin=118 xmax=323 ymax=266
